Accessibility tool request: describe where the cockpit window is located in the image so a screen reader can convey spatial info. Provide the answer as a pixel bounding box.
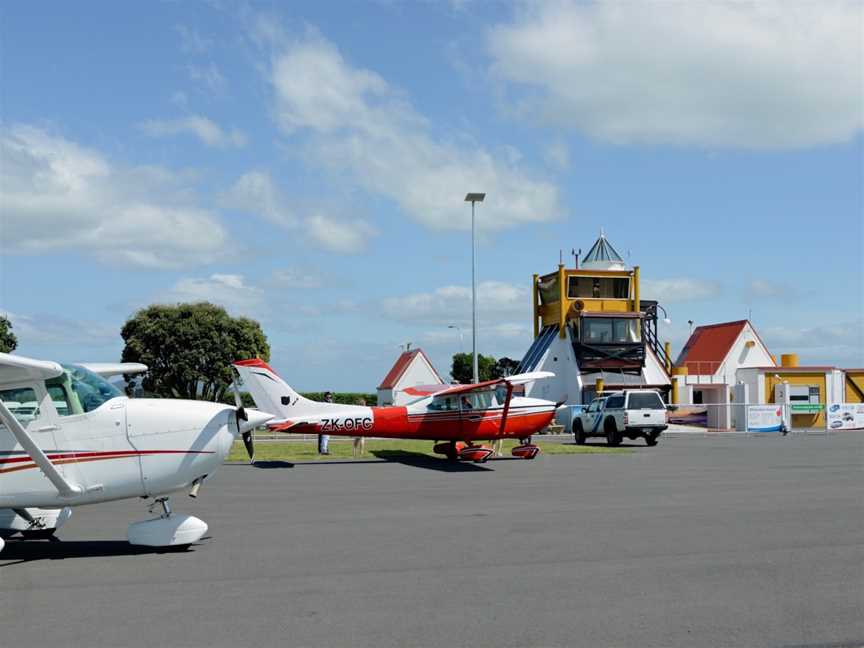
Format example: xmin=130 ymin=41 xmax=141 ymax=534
xmin=0 ymin=387 xmax=40 ymax=424
xmin=46 ymin=364 xmax=124 ymax=416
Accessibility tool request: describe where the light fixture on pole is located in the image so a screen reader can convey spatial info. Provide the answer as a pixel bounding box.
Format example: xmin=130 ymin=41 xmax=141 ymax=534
xmin=652 ymin=303 xmax=672 ymax=326
xmin=464 ymin=192 xmax=485 ymax=384
xmin=448 ymin=324 xmax=464 ymax=353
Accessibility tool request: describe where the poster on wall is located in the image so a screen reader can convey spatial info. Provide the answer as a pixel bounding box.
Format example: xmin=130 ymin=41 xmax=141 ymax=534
xmin=826 ymin=404 xmax=864 ymax=430
xmin=747 ymin=405 xmax=783 ymax=432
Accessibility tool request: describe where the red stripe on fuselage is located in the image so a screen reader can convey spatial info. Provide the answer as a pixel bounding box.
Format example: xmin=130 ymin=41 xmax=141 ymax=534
xmin=0 ymin=450 xmax=214 ymax=475
xmin=274 ymin=406 xmax=554 ymax=442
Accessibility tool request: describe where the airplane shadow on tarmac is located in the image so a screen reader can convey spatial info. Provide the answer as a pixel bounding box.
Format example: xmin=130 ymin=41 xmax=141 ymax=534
xmin=233 ymin=453 xmax=496 ymax=472
xmin=370 ymin=450 xmax=494 ymax=472
xmin=0 ymin=538 xmax=206 ymax=566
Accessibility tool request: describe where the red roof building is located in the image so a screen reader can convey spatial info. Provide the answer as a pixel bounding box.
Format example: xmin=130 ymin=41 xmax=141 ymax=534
xmin=675 ymin=320 xmax=774 ymax=378
xmin=377 ymin=348 xmax=445 ymax=406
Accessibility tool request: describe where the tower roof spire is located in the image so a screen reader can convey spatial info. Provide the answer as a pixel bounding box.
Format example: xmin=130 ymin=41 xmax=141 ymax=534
xmin=581 ymin=232 xmax=626 ymax=270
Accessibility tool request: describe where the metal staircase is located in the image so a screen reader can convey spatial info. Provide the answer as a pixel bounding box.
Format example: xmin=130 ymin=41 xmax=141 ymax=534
xmin=517 ymin=325 xmax=558 ymax=373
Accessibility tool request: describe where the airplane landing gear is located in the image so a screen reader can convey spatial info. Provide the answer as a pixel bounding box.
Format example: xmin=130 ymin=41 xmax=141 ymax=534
xmin=433 ymin=441 xmax=463 ymax=461
xmin=512 ymin=437 xmax=540 ymax=460
xmin=458 ymin=444 xmax=494 ymax=463
xmin=128 ymin=497 xmax=208 ymax=548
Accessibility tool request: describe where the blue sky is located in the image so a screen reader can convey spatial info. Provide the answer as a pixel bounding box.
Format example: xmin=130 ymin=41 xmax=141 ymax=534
xmin=1 ymin=1 xmax=862 ymax=390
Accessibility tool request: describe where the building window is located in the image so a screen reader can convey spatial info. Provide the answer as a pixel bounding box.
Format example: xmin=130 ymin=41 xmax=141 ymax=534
xmin=568 ymin=276 xmax=630 ymax=299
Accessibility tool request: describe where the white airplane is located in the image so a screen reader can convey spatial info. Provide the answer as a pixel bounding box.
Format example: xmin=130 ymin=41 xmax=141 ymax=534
xmin=0 ymin=352 xmax=271 ymax=553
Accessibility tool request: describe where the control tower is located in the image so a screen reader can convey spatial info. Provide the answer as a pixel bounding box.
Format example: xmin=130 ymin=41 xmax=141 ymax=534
xmin=518 ymin=232 xmax=672 ymax=404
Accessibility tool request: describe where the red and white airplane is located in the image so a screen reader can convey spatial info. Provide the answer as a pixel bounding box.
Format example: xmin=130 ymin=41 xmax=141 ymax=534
xmin=0 ymin=352 xmax=271 ymax=553
xmin=233 ymin=359 xmax=558 ymax=463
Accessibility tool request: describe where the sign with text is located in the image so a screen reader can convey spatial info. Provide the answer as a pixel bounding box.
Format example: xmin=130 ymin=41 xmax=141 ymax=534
xmin=826 ymin=403 xmax=864 ymax=430
xmin=747 ymin=405 xmax=783 ymax=432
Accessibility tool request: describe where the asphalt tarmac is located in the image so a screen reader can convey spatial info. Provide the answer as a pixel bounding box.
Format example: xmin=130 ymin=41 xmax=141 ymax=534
xmin=1 ymin=433 xmax=862 ymax=648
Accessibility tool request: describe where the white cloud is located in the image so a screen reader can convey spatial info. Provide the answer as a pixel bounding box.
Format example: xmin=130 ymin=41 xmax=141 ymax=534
xmin=164 ymin=273 xmax=264 ymax=315
xmin=304 ymin=213 xmax=376 ymax=253
xmin=382 ymin=280 xmax=528 ymax=324
xmin=7 ymin=311 xmax=117 ymax=349
xmin=271 ymin=266 xmax=326 ymax=289
xmin=748 ymin=279 xmax=794 ymax=299
xmin=543 ymin=141 xmax=570 ymax=170
xmin=221 ymin=170 xmax=375 ymax=253
xmin=266 ymin=34 xmax=561 ymax=230
xmin=641 ymin=278 xmax=722 ymax=303
xmin=220 ymin=170 xmax=296 ymax=226
xmin=140 ymin=115 xmax=247 ymax=148
xmin=488 ymin=2 xmax=864 ymax=149
xmin=188 ymin=63 xmax=227 ymax=94
xmin=0 ymin=125 xmax=228 ymax=268
xmin=760 ymin=319 xmax=864 ymax=367
xmin=176 ymin=25 xmax=212 ymax=54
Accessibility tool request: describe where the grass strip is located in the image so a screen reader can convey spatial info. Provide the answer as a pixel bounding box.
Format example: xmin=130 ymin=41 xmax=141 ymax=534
xmin=227 ymin=438 xmax=629 ymax=462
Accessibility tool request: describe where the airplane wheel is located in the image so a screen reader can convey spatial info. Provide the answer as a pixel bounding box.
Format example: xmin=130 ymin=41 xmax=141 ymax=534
xmin=446 ymin=441 xmax=459 ymax=461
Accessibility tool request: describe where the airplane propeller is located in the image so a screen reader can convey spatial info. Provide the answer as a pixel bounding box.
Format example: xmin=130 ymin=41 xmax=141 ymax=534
xmin=231 ymin=379 xmax=255 ymax=464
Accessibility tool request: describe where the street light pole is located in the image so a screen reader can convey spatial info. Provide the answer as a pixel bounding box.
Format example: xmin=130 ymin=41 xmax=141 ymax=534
xmin=448 ymin=324 xmax=464 ymax=353
xmin=465 ymin=193 xmax=485 ymax=384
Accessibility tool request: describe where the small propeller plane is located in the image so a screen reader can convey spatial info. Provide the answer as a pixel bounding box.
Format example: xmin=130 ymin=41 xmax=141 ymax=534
xmin=233 ymin=359 xmax=558 ymax=463
xmin=0 ymin=352 xmax=271 ymax=554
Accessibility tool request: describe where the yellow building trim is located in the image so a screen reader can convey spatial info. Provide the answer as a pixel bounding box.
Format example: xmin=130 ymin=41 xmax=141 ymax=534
xmin=558 ymin=264 xmax=566 ymax=338
xmin=765 ymin=371 xmax=827 ymax=427
xmin=633 ymin=265 xmax=641 ymax=338
xmin=845 ymin=371 xmax=864 ymax=403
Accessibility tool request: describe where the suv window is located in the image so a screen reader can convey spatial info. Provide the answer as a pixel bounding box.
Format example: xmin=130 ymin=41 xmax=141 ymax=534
xmin=627 ymin=392 xmax=664 ymax=410
xmin=605 ymin=394 xmax=625 ymax=408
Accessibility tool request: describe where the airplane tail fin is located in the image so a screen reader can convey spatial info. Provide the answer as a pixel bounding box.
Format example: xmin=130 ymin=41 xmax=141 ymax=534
xmin=232 ymin=359 xmax=334 ymax=418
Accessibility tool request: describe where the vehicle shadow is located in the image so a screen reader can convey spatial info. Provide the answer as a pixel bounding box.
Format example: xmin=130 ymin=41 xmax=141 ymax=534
xmin=572 ymin=441 xmax=645 ymax=448
xmin=370 ymin=450 xmax=493 ymax=472
xmin=0 ymin=538 xmax=203 ymax=566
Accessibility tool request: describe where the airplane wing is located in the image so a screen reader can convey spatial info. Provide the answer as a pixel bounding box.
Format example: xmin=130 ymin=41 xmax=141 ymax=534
xmin=434 ymin=371 xmax=555 ymax=397
xmin=77 ymin=362 xmax=148 ymax=377
xmin=0 ymin=352 xmax=64 ymax=384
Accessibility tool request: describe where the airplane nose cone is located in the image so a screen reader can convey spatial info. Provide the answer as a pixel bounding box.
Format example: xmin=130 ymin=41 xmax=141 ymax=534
xmin=238 ymin=409 xmax=274 ymax=435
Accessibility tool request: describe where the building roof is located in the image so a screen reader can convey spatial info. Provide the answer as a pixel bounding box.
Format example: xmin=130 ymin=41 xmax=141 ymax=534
xmin=377 ymin=348 xmax=444 ymax=390
xmin=581 ymin=233 xmax=626 ymax=270
xmin=675 ymin=320 xmax=753 ymax=375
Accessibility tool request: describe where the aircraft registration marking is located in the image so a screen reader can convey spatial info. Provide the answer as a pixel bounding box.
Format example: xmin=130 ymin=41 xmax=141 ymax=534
xmin=319 ymin=417 xmax=374 ymax=433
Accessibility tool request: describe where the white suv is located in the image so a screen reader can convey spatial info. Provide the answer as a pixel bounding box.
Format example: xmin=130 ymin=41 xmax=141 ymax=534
xmin=575 ymin=390 xmax=668 ymax=447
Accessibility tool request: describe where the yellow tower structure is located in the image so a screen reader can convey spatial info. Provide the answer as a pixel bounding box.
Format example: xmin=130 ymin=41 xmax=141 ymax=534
xmin=517 ymin=233 xmax=674 ymax=406
xmin=530 ymin=233 xmax=671 ymax=375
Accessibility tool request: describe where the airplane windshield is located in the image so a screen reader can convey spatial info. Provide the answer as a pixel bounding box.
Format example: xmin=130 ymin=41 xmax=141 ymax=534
xmin=47 ymin=364 xmax=124 ymax=416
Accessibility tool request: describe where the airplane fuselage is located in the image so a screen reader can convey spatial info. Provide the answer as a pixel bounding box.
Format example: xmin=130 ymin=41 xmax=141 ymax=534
xmin=271 ymin=397 xmax=556 ymax=441
xmin=0 ymin=397 xmax=237 ymax=510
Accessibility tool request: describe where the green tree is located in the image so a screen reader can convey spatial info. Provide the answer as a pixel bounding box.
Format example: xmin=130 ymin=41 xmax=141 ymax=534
xmin=0 ymin=316 xmax=17 ymax=353
xmin=121 ymin=302 xmax=270 ymax=401
xmin=450 ymin=352 xmax=498 ymax=384
xmin=491 ymin=357 xmax=520 ymax=378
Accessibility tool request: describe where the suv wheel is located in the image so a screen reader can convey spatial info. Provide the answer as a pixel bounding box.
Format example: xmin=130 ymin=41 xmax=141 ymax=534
xmin=645 ymin=430 xmax=659 ymax=447
xmin=605 ymin=419 xmax=620 ymax=447
xmin=574 ymin=420 xmax=586 ymax=445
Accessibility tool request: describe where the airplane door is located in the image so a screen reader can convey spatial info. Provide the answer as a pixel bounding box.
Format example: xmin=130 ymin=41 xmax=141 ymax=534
xmin=459 ymin=394 xmax=484 ymax=439
xmin=0 ymin=383 xmax=60 ymax=495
